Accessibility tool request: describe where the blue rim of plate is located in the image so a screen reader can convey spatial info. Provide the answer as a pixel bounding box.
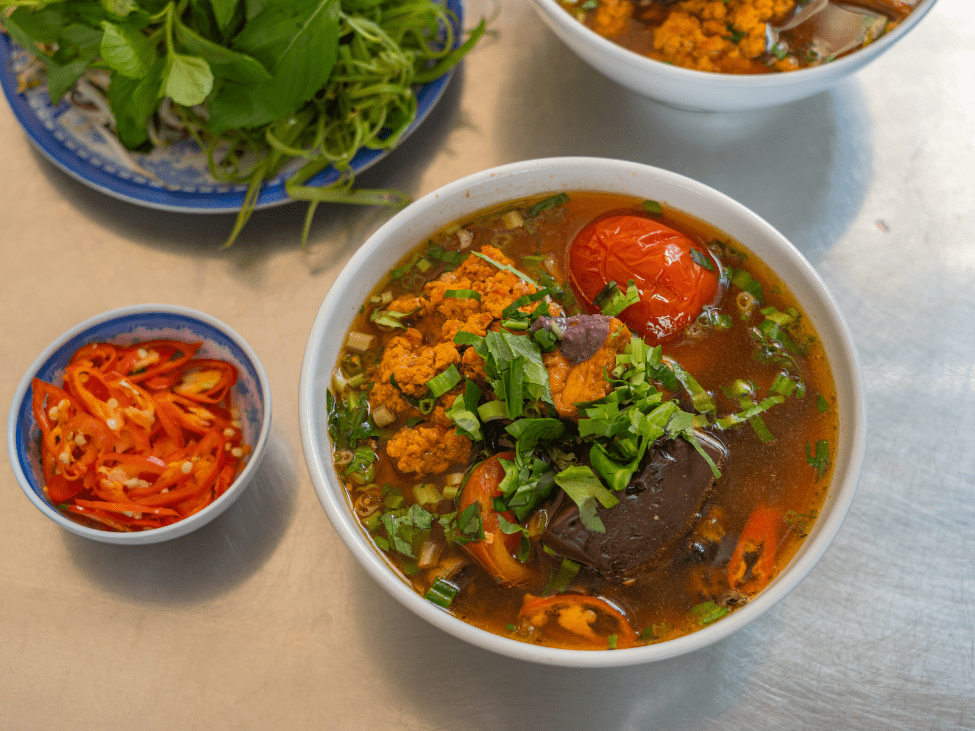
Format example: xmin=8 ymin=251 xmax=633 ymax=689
xmin=0 ymin=0 xmax=463 ymax=214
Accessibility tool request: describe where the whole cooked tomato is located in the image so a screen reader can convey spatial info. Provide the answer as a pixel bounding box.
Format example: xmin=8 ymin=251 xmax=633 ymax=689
xmin=568 ymin=214 xmax=719 ymax=344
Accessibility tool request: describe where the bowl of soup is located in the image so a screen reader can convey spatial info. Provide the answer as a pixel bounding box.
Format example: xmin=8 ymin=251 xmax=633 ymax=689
xmin=529 ymin=0 xmax=938 ymax=111
xmin=298 ymin=157 xmax=866 ymax=666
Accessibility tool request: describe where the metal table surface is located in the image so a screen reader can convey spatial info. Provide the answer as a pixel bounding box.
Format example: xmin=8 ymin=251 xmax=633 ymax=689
xmin=1 ymin=1 xmax=972 ymax=729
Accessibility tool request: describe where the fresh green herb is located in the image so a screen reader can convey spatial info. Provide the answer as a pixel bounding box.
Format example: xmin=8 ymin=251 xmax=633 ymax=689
xmin=389 ymin=373 xmax=434 ymax=414
xmin=457 ymin=502 xmax=484 ymax=541
xmin=426 ymin=243 xmax=468 ymax=268
xmin=544 ymin=557 xmax=581 ymax=595
xmin=607 ymin=634 xmax=618 ymax=649
xmin=690 ymin=248 xmax=715 ymax=272
xmin=554 ymin=465 xmax=619 ymax=534
xmin=729 ymin=268 xmax=765 ymax=304
xmin=806 ymin=439 xmax=830 ymax=478
xmin=380 ymin=503 xmax=434 ymax=558
xmin=426 ymin=364 xmax=462 ymax=398
xmin=715 ymin=394 xmax=785 ymax=430
xmin=2 ymin=0 xmax=485 ymax=247
xmin=370 ymin=307 xmax=414 ymax=330
xmin=526 ymin=192 xmax=569 ymax=218
xmin=784 ymin=510 xmax=816 ymax=534
xmin=816 ymin=394 xmax=830 ymax=413
xmin=424 ymin=577 xmax=460 ymax=608
xmin=445 ymin=379 xmax=484 ymax=441
xmin=473 ymin=252 xmax=542 ymax=289
xmin=724 ymin=24 xmax=746 ymax=44
xmin=595 ymin=280 xmax=640 ymax=317
xmin=444 ymin=289 xmax=481 ymax=301
xmin=344 ymin=446 xmax=377 ymax=485
xmin=690 ymin=600 xmax=730 ymax=625
xmin=642 ymin=200 xmax=663 ymax=215
xmin=696 ymin=308 xmax=733 ymax=331
xmin=326 ymin=389 xmax=376 ymax=449
xmin=412 ymin=483 xmax=441 ymax=507
xmin=771 ymin=41 xmax=789 ymax=60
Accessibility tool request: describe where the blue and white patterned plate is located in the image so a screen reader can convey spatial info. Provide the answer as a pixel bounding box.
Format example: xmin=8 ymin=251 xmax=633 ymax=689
xmin=0 ymin=0 xmax=462 ymax=213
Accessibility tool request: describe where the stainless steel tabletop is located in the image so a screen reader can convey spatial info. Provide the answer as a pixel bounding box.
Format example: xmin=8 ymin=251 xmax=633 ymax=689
xmin=1 ymin=1 xmax=972 ymax=729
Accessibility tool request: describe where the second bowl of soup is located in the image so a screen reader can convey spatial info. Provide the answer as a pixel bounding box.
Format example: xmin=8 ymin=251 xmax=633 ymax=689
xmin=299 ymin=157 xmax=865 ymax=666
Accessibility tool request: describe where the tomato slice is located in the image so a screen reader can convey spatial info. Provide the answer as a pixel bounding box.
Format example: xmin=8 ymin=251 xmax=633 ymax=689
xmin=568 ymin=214 xmax=719 ymax=344
xmin=519 ymin=593 xmax=638 ymax=650
xmin=728 ymin=506 xmax=782 ymax=593
xmin=458 ymin=452 xmax=534 ymax=587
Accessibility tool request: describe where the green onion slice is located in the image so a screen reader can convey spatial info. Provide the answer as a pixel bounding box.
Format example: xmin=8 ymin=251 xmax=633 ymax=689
xmin=426 ymin=364 xmax=462 ymax=398
xmin=424 ymin=578 xmax=460 ymax=609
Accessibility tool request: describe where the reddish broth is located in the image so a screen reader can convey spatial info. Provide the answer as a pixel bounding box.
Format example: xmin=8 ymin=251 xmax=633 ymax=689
xmin=328 ymin=191 xmax=837 ymax=650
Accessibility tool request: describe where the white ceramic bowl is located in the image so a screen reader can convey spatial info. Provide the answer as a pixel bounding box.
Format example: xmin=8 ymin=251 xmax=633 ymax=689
xmin=529 ymin=0 xmax=938 ymax=111
xmin=299 ymin=157 xmax=866 ymax=666
xmin=8 ymin=304 xmax=272 ymax=545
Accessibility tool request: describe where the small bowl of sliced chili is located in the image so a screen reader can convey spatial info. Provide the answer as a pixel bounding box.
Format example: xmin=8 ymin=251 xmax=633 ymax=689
xmin=8 ymin=304 xmax=272 ymax=544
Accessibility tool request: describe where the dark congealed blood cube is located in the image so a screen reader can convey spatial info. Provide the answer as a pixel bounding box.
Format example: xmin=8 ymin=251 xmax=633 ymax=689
xmin=543 ymin=433 xmax=726 ymax=576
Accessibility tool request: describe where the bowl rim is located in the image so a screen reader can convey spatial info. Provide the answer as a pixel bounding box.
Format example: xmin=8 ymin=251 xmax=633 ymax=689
xmin=7 ymin=303 xmax=273 ymax=545
xmin=299 ymin=156 xmax=867 ymax=667
xmin=529 ymin=0 xmax=940 ymax=87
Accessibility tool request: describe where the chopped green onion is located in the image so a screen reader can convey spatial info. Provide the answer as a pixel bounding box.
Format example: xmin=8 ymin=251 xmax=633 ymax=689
xmin=597 ymin=280 xmax=640 ymax=317
xmin=716 ymin=394 xmax=785 ymax=430
xmin=426 ymin=364 xmax=462 ymax=398
xmin=545 ymin=558 xmax=581 ymax=595
xmin=473 ymin=252 xmax=541 ymax=289
xmin=362 ymin=511 xmax=383 ymax=532
xmin=527 ymin=192 xmax=570 ymax=218
xmin=642 ymin=200 xmax=663 ymax=215
xmin=424 ymin=578 xmax=460 ymax=609
xmin=770 ymin=373 xmax=798 ymax=397
xmin=477 ymin=399 xmax=509 ymax=423
xmin=371 ymin=308 xmax=414 ymax=329
xmin=730 ymin=268 xmax=764 ymax=303
xmin=690 ymin=600 xmax=729 ymax=625
xmin=442 ymin=484 xmax=460 ymax=501
xmin=412 ymin=484 xmax=441 ymax=506
xmin=444 ymin=289 xmax=481 ymax=301
xmin=690 ymin=248 xmax=715 ymax=272
xmin=668 ymin=360 xmax=716 ymax=414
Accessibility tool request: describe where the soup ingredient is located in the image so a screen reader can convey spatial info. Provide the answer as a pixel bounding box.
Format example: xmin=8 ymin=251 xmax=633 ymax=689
xmin=728 ymin=505 xmax=782 ymax=592
xmin=457 ymin=452 xmax=534 ymax=587
xmin=518 ymin=593 xmax=639 ymax=649
xmin=1 ymin=0 xmax=485 ymax=246
xmin=31 ymin=340 xmax=250 ymax=531
xmin=568 ymin=214 xmax=719 ymax=344
xmin=544 ymin=432 xmax=726 ymax=574
xmin=560 ymin=0 xmax=916 ymax=73
xmin=329 ymin=191 xmax=838 ymax=650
